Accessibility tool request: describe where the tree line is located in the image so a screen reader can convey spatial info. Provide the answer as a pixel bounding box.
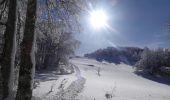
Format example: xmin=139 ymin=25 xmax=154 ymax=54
xmin=85 ymin=46 xmax=170 ymax=76
xmin=135 ymin=47 xmax=170 ymax=75
xmin=0 ymin=0 xmax=85 ymax=99
xmin=84 ymin=47 xmax=143 ymax=65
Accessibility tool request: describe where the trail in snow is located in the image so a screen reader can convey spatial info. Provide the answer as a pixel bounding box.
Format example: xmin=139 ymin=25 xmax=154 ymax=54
xmin=54 ymin=65 xmax=86 ymax=100
xmin=33 ymin=65 xmax=86 ymax=100
xmin=74 ymin=65 xmax=82 ymax=79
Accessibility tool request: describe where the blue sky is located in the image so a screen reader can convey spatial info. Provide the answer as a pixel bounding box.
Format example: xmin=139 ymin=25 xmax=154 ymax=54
xmin=75 ymin=0 xmax=170 ymax=55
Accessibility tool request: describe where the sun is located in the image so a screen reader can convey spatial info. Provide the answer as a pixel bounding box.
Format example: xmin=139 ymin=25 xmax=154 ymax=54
xmin=89 ymin=9 xmax=108 ymax=29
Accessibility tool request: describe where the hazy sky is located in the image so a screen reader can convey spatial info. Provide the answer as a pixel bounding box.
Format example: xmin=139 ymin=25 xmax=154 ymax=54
xmin=75 ymin=0 xmax=170 ymax=55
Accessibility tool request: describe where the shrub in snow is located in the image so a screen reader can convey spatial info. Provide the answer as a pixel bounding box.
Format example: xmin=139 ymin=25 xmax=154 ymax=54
xmin=97 ymin=67 xmax=101 ymax=76
xmin=56 ymin=64 xmax=74 ymax=75
xmin=105 ymin=84 xmax=116 ymax=100
xmin=105 ymin=93 xmax=113 ymax=100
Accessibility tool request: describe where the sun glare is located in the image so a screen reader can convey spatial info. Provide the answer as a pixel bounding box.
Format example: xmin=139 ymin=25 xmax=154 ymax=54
xmin=89 ymin=9 xmax=108 ymax=29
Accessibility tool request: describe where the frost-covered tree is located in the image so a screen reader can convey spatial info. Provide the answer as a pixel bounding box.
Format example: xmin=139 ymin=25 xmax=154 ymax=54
xmin=135 ymin=47 xmax=151 ymax=71
xmin=35 ymin=0 xmax=85 ymax=71
xmin=55 ymin=32 xmax=80 ymax=68
xmin=0 ymin=0 xmax=86 ymax=99
xmin=135 ymin=48 xmax=170 ymax=75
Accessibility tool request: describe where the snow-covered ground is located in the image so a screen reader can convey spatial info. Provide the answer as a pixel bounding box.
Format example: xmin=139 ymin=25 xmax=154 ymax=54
xmin=33 ymin=57 xmax=170 ymax=100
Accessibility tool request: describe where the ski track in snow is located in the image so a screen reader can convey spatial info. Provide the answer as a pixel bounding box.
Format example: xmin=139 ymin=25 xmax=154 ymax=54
xmin=54 ymin=65 xmax=86 ymax=100
xmin=33 ymin=64 xmax=86 ymax=100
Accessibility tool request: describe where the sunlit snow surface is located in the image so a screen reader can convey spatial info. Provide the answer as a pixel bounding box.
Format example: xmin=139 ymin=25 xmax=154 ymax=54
xmin=33 ymin=58 xmax=170 ymax=100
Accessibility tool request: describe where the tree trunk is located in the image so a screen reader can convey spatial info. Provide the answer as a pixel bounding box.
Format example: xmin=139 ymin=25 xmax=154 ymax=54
xmin=0 ymin=0 xmax=18 ymax=99
xmin=43 ymin=54 xmax=50 ymax=69
xmin=15 ymin=0 xmax=37 ymax=99
xmin=0 ymin=71 xmax=3 ymax=99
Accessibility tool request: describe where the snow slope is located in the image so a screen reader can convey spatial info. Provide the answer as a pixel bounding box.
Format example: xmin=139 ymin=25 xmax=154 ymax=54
xmin=33 ymin=57 xmax=170 ymax=100
xmin=71 ymin=58 xmax=170 ymax=100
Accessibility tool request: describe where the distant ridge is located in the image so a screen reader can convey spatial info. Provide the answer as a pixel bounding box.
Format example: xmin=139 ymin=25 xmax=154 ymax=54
xmin=84 ymin=46 xmax=143 ymax=65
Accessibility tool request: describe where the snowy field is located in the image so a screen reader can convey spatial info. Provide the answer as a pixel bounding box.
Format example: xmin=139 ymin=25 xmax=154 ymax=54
xmin=33 ymin=58 xmax=170 ymax=100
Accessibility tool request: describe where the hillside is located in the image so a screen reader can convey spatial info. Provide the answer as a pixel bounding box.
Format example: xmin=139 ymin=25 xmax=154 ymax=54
xmin=84 ymin=47 xmax=143 ymax=65
xmin=33 ymin=58 xmax=170 ymax=100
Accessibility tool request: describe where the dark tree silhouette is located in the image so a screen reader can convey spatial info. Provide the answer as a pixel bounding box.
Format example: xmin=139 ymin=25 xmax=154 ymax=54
xmin=0 ymin=0 xmax=17 ymax=99
xmin=15 ymin=0 xmax=37 ymax=99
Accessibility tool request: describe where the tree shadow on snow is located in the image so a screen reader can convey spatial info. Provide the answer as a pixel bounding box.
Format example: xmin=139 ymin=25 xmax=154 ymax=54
xmin=134 ymin=71 xmax=170 ymax=86
xmin=35 ymin=70 xmax=60 ymax=82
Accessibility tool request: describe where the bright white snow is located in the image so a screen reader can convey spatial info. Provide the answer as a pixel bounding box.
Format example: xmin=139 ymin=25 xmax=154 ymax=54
xmin=33 ymin=57 xmax=170 ymax=100
xmin=71 ymin=58 xmax=170 ymax=100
